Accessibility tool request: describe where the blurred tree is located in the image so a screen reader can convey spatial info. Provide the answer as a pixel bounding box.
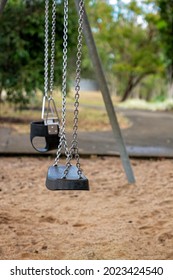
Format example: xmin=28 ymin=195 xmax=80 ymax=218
xmin=0 ymin=0 xmax=78 ymax=107
xmin=85 ymin=0 xmax=164 ymax=101
xmin=156 ymin=0 xmax=173 ymax=98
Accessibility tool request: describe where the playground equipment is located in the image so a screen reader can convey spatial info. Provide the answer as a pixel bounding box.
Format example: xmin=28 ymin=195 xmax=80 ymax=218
xmin=0 ymin=0 xmax=135 ymax=188
xmin=31 ymin=0 xmax=89 ymax=191
xmin=30 ymin=0 xmax=60 ymax=153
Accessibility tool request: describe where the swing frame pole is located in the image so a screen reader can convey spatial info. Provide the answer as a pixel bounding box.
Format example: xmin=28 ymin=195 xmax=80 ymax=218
xmin=74 ymin=0 xmax=135 ymax=184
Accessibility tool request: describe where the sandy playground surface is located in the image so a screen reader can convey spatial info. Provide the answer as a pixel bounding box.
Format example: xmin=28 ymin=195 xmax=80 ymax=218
xmin=0 ymin=156 xmax=173 ymax=260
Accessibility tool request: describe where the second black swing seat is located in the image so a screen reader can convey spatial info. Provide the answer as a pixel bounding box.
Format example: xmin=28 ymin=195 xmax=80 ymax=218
xmin=30 ymin=121 xmax=60 ymax=153
xmin=46 ymin=165 xmax=89 ymax=191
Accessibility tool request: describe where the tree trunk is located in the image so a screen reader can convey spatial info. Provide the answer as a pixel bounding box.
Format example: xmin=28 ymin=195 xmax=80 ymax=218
xmin=168 ymin=82 xmax=173 ymax=99
xmin=0 ymin=88 xmax=3 ymax=102
xmin=121 ymin=72 xmax=154 ymax=102
xmin=0 ymin=0 xmax=8 ymax=15
xmin=167 ymin=65 xmax=173 ymax=99
xmin=121 ymin=76 xmax=134 ymax=102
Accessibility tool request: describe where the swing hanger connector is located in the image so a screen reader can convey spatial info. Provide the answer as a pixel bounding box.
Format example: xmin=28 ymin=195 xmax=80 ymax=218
xmin=42 ymin=95 xmax=60 ymax=135
xmin=30 ymin=95 xmax=60 ymax=153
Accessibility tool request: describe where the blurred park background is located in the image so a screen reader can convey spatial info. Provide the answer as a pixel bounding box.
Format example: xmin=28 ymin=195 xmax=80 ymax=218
xmin=0 ymin=0 xmax=173 ymax=132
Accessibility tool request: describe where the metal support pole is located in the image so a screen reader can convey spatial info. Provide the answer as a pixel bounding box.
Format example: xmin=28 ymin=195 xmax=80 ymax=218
xmin=0 ymin=0 xmax=8 ymax=15
xmin=74 ymin=0 xmax=135 ymax=183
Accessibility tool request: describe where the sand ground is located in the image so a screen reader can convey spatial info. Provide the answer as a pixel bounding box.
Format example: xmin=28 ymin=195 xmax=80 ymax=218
xmin=0 ymin=156 xmax=173 ymax=260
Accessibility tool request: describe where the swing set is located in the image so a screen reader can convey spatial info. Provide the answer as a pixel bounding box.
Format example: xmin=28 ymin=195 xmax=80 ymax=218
xmin=0 ymin=0 xmax=135 ymax=191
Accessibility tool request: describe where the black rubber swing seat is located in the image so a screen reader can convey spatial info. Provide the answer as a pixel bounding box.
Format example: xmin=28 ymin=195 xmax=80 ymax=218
xmin=46 ymin=165 xmax=89 ymax=191
xmin=30 ymin=121 xmax=60 ymax=153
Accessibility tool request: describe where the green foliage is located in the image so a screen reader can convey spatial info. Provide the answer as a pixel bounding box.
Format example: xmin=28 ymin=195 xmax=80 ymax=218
xmin=1 ymin=0 xmax=171 ymax=104
xmin=85 ymin=0 xmax=164 ymax=101
xmin=156 ymin=0 xmax=173 ymax=79
xmin=0 ymin=0 xmax=78 ymax=107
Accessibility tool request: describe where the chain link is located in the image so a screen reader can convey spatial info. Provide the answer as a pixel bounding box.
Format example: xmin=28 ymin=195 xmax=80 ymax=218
xmin=54 ymin=0 xmax=69 ymax=165
xmin=44 ymin=0 xmax=49 ymax=98
xmin=51 ymin=0 xmax=85 ymax=179
xmin=44 ymin=0 xmax=56 ymax=99
xmin=63 ymin=0 xmax=84 ymax=178
xmin=49 ymin=0 xmax=56 ymax=96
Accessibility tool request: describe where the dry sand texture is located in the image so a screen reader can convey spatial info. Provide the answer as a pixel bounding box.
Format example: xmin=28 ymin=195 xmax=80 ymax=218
xmin=0 ymin=156 xmax=173 ymax=260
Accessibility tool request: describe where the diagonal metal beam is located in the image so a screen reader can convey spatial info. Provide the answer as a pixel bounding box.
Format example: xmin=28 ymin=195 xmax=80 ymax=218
xmin=0 ymin=0 xmax=8 ymax=15
xmin=74 ymin=0 xmax=135 ymax=183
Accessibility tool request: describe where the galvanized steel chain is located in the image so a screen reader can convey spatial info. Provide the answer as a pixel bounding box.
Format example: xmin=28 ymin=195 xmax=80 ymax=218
xmin=44 ymin=0 xmax=56 ymax=99
xmin=63 ymin=0 xmax=85 ymax=178
xmin=54 ymin=0 xmax=69 ymax=165
xmin=49 ymin=0 xmax=57 ymax=96
xmin=52 ymin=0 xmax=85 ymax=179
xmin=44 ymin=0 xmax=49 ymax=98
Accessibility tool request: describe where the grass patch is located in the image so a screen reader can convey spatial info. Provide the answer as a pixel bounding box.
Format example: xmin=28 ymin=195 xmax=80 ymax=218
xmin=0 ymin=91 xmax=129 ymax=133
xmin=118 ymin=98 xmax=173 ymax=111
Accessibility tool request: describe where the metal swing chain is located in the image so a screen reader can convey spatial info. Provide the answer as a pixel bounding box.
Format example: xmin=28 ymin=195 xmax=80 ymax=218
xmin=49 ymin=0 xmax=57 ymax=96
xmin=54 ymin=0 xmax=69 ymax=165
xmin=63 ymin=0 xmax=85 ymax=179
xmin=44 ymin=0 xmax=49 ymax=98
xmin=44 ymin=0 xmax=56 ymax=99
